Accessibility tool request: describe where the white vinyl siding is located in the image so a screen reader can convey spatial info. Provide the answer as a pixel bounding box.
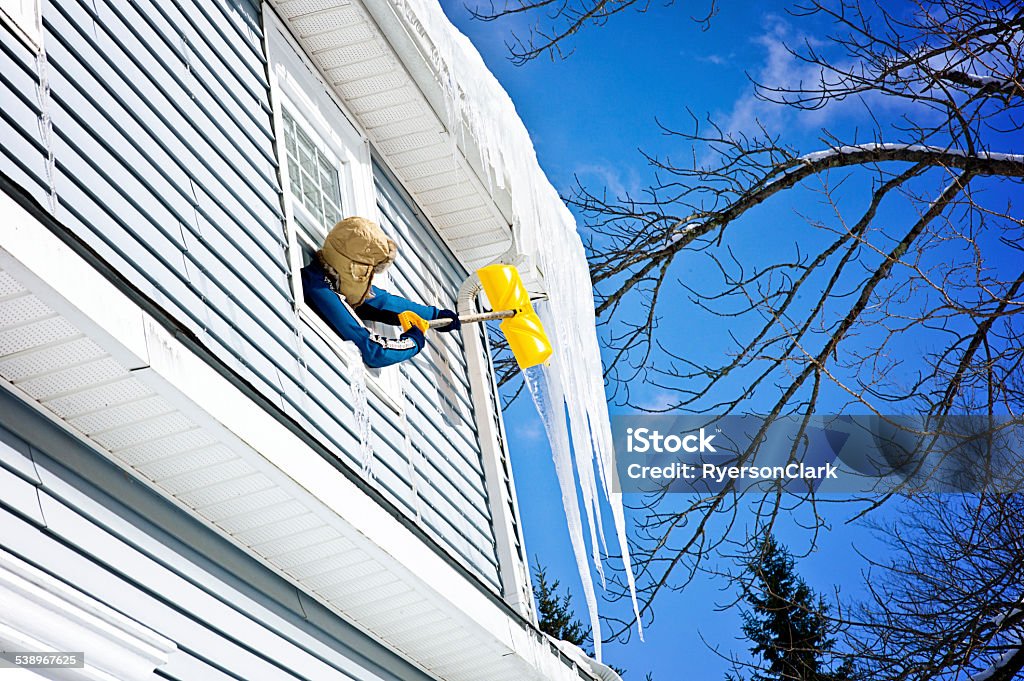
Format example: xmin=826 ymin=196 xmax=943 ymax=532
xmin=0 ymin=0 xmax=501 ymax=591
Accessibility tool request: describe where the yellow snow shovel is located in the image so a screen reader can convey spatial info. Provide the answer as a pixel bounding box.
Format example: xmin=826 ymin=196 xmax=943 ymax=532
xmin=428 ymin=264 xmax=553 ymax=369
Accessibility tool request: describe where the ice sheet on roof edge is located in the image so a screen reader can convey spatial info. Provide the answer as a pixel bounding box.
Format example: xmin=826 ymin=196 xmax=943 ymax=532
xmin=386 ymin=0 xmax=643 ymax=659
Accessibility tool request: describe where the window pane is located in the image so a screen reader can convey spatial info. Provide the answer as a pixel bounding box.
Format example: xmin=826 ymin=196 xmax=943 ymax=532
xmin=287 ymin=158 xmax=301 ymax=197
xmin=324 ymin=201 xmax=339 ymax=227
xmin=280 ymin=105 xmax=344 ymax=235
xmin=303 ymin=188 xmax=319 ymax=217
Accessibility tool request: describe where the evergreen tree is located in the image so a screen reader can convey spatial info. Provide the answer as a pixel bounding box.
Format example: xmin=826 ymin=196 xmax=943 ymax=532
xmin=731 ymin=536 xmax=854 ymax=681
xmin=532 ymin=561 xmax=635 ymax=678
xmin=533 ymin=562 xmax=588 ymax=647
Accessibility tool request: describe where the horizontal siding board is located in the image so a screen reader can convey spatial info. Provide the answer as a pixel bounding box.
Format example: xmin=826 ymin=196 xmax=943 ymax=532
xmin=145 ymin=0 xmax=275 ymax=133
xmin=0 ymin=464 xmax=46 ymax=527
xmin=223 ymin=0 xmax=265 ymax=44
xmin=96 ymin=0 xmax=278 ymax=197
xmin=45 ymin=94 xmax=189 ymax=255
xmin=294 ymin=334 xmax=422 ymax=515
xmin=94 ymin=0 xmax=270 ymax=152
xmin=0 ymin=44 xmax=41 ymax=119
xmin=420 ymin=344 xmax=474 ymax=422
xmin=96 ymin=0 xmax=276 ymax=172
xmin=47 ymin=107 xmax=300 ymax=395
xmin=401 ymin=391 xmax=486 ymax=500
xmin=414 ymin=459 xmax=493 ymax=549
xmin=365 ymin=424 xmax=421 ymax=514
xmin=0 ymin=33 xmax=48 ymax=209
xmin=187 ymin=202 xmax=291 ymax=308
xmin=0 ymin=107 xmax=49 ymax=203
xmin=295 ymin=337 xmax=363 ymax=445
xmin=402 ymin=357 xmax=483 ymax=472
xmin=165 ymin=0 xmax=271 ymax=109
xmin=53 ymin=155 xmax=195 ymax=317
xmin=54 ymin=171 xmax=292 ymax=405
xmin=0 ymin=26 xmax=40 ymax=82
xmin=174 ymin=219 xmax=301 ymax=363
xmin=48 ymin=0 xmax=283 ymax=240
xmin=387 ymin=228 xmax=470 ymax=297
xmin=0 ymin=427 xmax=40 ymax=484
xmin=40 ymin=30 xmax=289 ymax=293
xmin=417 ymin=501 xmax=496 ymax=584
xmin=380 ymin=204 xmax=466 ymax=311
xmin=292 ymin=342 xmax=426 ymax=516
xmin=157 ymin=652 xmax=246 ymax=681
xmin=197 ymin=0 xmax=268 ymax=70
xmin=414 ymin=469 xmax=495 ymax=559
xmin=376 ymin=189 xmax=478 ymax=432
xmin=43 ymin=67 xmax=194 ymax=219
xmin=403 ymin=387 xmax=480 ymax=473
xmin=413 ymin=432 xmax=489 ymax=522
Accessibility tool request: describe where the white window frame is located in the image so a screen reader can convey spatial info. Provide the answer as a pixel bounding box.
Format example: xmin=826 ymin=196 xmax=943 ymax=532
xmin=279 ymin=103 xmax=347 ymax=255
xmin=265 ymin=14 xmax=406 ymax=414
xmin=0 ymin=0 xmax=41 ymax=52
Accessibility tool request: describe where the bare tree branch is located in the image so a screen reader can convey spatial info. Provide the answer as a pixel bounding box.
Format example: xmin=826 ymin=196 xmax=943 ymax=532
xmin=567 ymin=0 xmax=1024 ymax=643
xmin=468 ymin=0 xmax=718 ymax=64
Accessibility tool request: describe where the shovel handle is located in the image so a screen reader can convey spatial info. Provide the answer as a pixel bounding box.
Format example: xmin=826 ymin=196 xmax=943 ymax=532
xmin=428 ymin=309 xmax=517 ymax=329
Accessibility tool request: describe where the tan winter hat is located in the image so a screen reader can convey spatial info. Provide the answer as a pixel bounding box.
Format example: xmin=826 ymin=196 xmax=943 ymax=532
xmin=321 ymin=216 xmax=398 ymax=306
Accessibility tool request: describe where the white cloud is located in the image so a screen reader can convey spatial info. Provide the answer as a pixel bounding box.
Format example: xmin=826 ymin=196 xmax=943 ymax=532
xmin=572 ymin=162 xmax=644 ymax=201
xmin=696 ymin=53 xmax=729 ymax=66
xmin=719 ymin=17 xmax=883 ymax=138
xmin=636 ymin=390 xmax=680 ymax=412
xmin=722 ymin=17 xmax=814 ymax=134
xmin=514 ymin=418 xmax=545 ymax=443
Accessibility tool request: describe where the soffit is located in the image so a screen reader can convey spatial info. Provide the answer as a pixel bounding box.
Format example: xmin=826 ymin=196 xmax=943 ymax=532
xmin=269 ymin=0 xmax=515 ymax=271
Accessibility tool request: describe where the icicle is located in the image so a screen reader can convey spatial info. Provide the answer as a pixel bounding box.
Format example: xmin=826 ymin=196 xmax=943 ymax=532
xmin=547 ymin=300 xmax=607 ymax=586
xmin=350 ymin=366 xmax=374 ymax=477
xmin=34 ymin=47 xmax=57 ymax=214
xmin=386 ymin=0 xmax=645 ymax=648
xmin=398 ymin=368 xmax=423 ymax=520
xmin=524 ymin=365 xmax=603 ymax=661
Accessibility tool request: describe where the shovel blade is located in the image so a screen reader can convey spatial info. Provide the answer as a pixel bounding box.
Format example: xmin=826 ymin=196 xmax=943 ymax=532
xmin=477 ymin=264 xmax=532 ymax=311
xmin=476 ymin=264 xmax=553 ymax=369
xmin=501 ymin=312 xmax=553 ymax=369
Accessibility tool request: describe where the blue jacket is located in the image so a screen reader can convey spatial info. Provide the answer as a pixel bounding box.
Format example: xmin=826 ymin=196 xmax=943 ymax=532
xmin=301 ymin=261 xmax=441 ymax=369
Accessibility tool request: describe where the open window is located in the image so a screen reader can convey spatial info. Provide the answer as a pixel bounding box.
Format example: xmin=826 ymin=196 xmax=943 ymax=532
xmin=267 ymin=17 xmax=406 ymax=412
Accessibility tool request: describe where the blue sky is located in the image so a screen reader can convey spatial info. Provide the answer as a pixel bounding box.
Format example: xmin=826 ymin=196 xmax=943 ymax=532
xmin=430 ymin=2 xmax=868 ymax=677
xmin=434 ymin=0 xmax=877 ymax=677
xmin=434 ymin=1 xmax=1021 ymax=678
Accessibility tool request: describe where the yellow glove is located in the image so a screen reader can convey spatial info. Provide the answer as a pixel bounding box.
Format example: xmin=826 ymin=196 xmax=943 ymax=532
xmin=398 ymin=310 xmax=430 ymax=334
